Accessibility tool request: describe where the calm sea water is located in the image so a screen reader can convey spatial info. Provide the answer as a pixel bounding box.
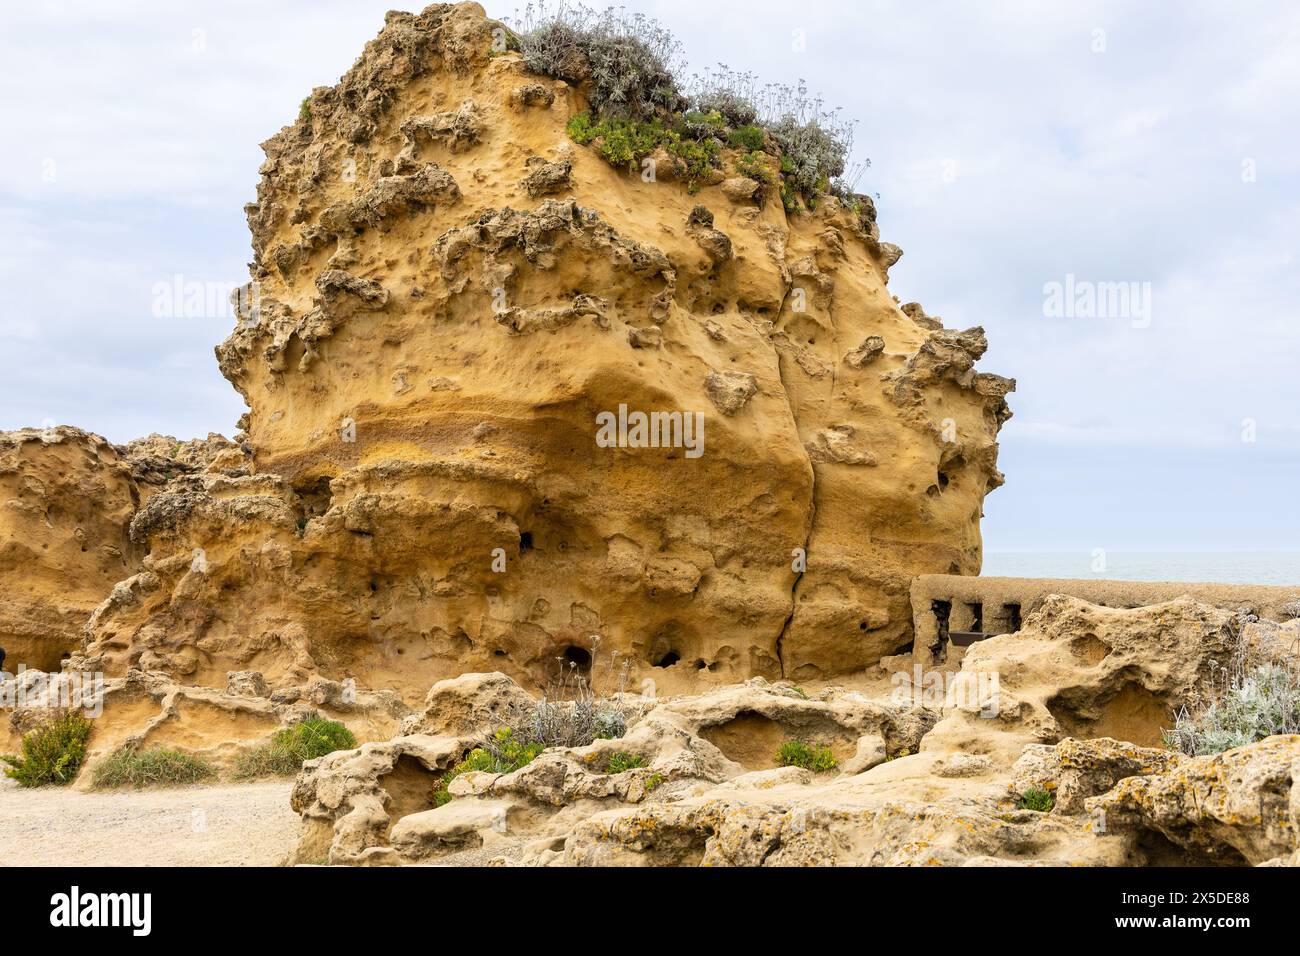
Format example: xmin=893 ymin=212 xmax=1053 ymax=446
xmin=982 ymin=551 xmax=1300 ymax=587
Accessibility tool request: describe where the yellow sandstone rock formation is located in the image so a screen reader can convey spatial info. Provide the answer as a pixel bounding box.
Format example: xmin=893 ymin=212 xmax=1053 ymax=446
xmin=68 ymin=2 xmax=1011 ymax=704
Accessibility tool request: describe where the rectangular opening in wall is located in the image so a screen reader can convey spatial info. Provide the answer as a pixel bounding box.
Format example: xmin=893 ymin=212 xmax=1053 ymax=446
xmin=966 ymin=602 xmax=983 ymax=632
xmin=1003 ymin=602 xmax=1022 ymax=633
xmin=930 ymin=599 xmax=952 ymax=663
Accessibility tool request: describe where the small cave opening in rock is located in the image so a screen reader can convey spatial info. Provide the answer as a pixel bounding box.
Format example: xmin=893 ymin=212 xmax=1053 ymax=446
xmin=937 ymin=470 xmax=950 ymax=489
xmin=1003 ymin=602 xmax=1022 ymax=632
xmin=930 ymin=599 xmax=952 ymax=663
xmin=518 ymin=531 xmax=533 ymax=553
xmin=561 ymin=645 xmax=592 ymax=672
xmin=292 ymin=474 xmax=335 ymax=525
xmin=966 ymin=602 xmax=983 ymax=632
xmin=654 ymin=651 xmax=681 ymax=668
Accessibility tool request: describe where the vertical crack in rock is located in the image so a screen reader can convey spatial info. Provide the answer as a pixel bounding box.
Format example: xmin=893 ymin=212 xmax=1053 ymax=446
xmin=771 ymin=280 xmax=818 ymax=678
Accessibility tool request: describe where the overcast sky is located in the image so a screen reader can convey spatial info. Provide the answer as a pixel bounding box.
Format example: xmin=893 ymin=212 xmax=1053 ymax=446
xmin=1 ymin=1 xmax=1296 ymax=553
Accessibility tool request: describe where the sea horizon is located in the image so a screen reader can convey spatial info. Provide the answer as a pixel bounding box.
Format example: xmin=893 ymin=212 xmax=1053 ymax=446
xmin=982 ymin=550 xmax=1300 ymax=587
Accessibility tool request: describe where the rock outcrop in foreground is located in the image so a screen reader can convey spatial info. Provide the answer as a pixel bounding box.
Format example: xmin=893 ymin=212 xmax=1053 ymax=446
xmin=286 ymin=596 xmax=1300 ymax=867
xmin=47 ymin=0 xmax=1012 ymax=708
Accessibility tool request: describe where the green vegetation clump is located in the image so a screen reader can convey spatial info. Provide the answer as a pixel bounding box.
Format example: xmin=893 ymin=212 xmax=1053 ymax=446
xmin=434 ymin=727 xmax=544 ymax=806
xmin=1165 ymin=662 xmax=1300 ymax=756
xmin=515 ymin=3 xmax=685 ymax=118
xmin=566 ymin=111 xmax=664 ymax=165
xmin=518 ymin=4 xmax=866 ymax=209
xmin=565 ymin=110 xmax=720 ymax=191
xmin=727 ymin=124 xmax=766 ymax=152
xmin=605 ymin=751 xmax=646 ymax=774
xmin=776 ymin=740 xmax=838 ymax=772
xmin=234 ymin=717 xmax=357 ymax=779
xmin=645 ymin=772 xmax=664 ymax=792
xmin=298 ymin=96 xmax=311 ymax=122
xmin=1018 ymin=787 xmax=1055 ymax=812
xmin=92 ymin=746 xmax=216 ymax=789
xmin=2 ymin=713 xmax=93 ymax=787
xmin=519 ymin=694 xmax=627 ymax=749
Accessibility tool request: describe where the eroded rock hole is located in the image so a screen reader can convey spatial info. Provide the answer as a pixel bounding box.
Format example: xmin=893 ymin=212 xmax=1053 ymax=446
xmin=519 ymin=531 xmax=533 ymax=553
xmin=293 ymin=475 xmax=335 ymax=522
xmin=562 ymin=645 xmax=592 ymax=672
xmin=966 ymin=602 xmax=983 ymax=632
xmin=654 ymin=651 xmax=681 ymax=668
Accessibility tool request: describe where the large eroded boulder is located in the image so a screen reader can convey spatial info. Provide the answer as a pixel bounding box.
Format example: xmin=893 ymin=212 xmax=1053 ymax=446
xmin=75 ymin=1 xmax=1012 ymax=702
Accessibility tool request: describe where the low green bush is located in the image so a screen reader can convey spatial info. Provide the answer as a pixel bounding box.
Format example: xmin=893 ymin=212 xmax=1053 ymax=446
xmin=92 ymin=746 xmax=216 ymax=789
xmin=566 ymin=109 xmax=724 ymax=191
xmin=727 ymin=124 xmax=766 ymax=151
xmin=2 ymin=713 xmax=93 ymax=787
xmin=1165 ymin=662 xmax=1300 ymax=756
xmin=1018 ymin=787 xmax=1055 ymax=812
xmin=776 ymin=740 xmax=837 ymax=772
xmin=733 ymin=150 xmax=775 ymax=185
xmin=605 ymin=751 xmax=646 ymax=774
xmin=434 ymin=727 xmax=544 ymax=806
xmin=566 ymin=111 xmax=664 ymax=166
xmin=234 ymin=717 xmax=357 ymax=779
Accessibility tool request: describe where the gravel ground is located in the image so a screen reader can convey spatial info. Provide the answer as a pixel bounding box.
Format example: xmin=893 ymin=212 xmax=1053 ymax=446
xmin=0 ymin=777 xmax=299 ymax=866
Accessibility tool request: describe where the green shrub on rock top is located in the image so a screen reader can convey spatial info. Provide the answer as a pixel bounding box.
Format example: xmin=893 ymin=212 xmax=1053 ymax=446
xmin=521 ymin=4 xmax=866 ymax=209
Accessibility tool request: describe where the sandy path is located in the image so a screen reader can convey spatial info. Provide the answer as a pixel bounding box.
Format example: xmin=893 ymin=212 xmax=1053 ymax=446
xmin=0 ymin=777 xmax=298 ymax=866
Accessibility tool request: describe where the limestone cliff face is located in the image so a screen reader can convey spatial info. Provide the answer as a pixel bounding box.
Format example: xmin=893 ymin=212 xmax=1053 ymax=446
xmin=0 ymin=429 xmax=250 ymax=675
xmin=78 ymin=2 xmax=1012 ymax=699
xmin=0 ymin=429 xmax=143 ymax=672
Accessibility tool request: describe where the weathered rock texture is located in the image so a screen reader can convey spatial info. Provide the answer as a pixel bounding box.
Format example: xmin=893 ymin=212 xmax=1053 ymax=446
xmin=0 ymin=428 xmax=149 ymax=672
xmin=919 ymin=595 xmax=1240 ymax=759
xmin=286 ymin=598 xmax=1300 ymax=868
xmin=287 ymin=629 xmax=1300 ymax=868
xmin=58 ymin=1 xmax=1013 ymax=707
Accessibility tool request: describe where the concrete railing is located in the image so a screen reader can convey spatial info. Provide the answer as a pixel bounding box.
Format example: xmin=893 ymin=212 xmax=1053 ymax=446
xmin=909 ymin=574 xmax=1299 ymax=669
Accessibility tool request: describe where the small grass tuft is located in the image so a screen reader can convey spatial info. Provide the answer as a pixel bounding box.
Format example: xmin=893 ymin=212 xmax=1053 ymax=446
xmin=1018 ymin=787 xmax=1055 ymax=812
xmin=605 ymin=751 xmax=646 ymax=774
xmin=92 ymin=746 xmax=216 ymax=789
xmin=233 ymin=716 xmax=356 ymax=780
xmin=777 ymin=740 xmax=837 ymax=772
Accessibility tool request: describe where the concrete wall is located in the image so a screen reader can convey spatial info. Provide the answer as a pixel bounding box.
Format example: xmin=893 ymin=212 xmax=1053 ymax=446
xmin=909 ymin=574 xmax=1300 ymax=670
